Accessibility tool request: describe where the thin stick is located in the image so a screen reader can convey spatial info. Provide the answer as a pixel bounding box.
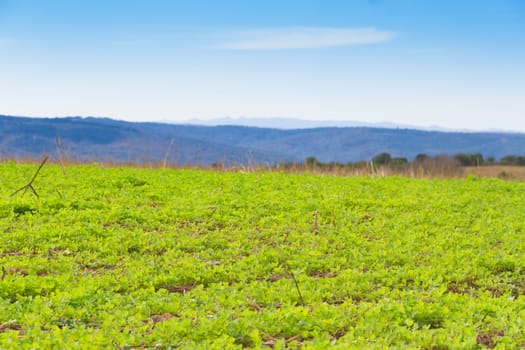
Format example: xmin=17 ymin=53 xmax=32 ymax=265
xmin=285 ymin=265 xmax=305 ymax=306
xmin=312 ymin=210 xmax=319 ymax=232
xmin=10 ymin=156 xmax=49 ymax=198
xmin=56 ymin=137 xmax=66 ymax=175
xmin=162 ymin=139 xmax=175 ymax=168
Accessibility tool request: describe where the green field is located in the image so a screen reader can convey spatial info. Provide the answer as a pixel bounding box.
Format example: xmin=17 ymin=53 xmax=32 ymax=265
xmin=0 ymin=163 xmax=524 ymax=349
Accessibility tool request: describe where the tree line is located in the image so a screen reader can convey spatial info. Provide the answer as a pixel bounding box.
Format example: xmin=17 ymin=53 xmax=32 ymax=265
xmin=298 ymin=152 xmax=525 ymax=170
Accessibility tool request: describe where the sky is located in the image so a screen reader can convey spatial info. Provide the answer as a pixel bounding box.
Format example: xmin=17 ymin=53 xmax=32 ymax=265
xmin=1 ymin=0 xmax=524 ymax=131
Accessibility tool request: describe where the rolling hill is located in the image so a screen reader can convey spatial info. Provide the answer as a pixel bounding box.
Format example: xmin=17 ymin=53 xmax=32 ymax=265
xmin=2 ymin=115 xmax=525 ymax=165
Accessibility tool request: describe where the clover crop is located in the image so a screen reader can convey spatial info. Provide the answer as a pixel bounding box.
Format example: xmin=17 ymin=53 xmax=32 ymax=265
xmin=0 ymin=162 xmax=524 ymax=349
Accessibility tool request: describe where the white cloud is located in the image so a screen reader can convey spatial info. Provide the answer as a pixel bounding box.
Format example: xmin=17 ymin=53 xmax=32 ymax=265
xmin=216 ymin=27 xmax=396 ymax=50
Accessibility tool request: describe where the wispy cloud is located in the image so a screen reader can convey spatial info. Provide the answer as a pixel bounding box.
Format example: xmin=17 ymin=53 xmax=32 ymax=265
xmin=216 ymin=27 xmax=397 ymax=50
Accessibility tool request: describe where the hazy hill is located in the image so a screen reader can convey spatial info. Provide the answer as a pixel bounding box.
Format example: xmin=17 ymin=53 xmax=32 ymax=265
xmin=179 ymin=117 xmax=419 ymax=130
xmin=2 ymin=115 xmax=525 ymax=165
xmin=0 ymin=116 xmax=285 ymax=165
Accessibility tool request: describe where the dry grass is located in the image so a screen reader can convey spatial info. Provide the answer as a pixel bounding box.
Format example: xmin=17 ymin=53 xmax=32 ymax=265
xmin=2 ymin=156 xmax=525 ymax=181
xmin=464 ymin=166 xmax=525 ymax=181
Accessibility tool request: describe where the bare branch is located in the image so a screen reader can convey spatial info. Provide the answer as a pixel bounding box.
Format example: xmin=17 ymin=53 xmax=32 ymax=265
xmin=10 ymin=156 xmax=49 ymax=198
xmin=56 ymin=137 xmax=67 ymax=175
xmin=162 ymin=138 xmax=175 ymax=168
xmin=284 ymin=265 xmax=305 ymax=306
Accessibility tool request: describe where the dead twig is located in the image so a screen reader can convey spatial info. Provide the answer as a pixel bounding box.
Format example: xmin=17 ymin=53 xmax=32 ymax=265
xmin=284 ymin=265 xmax=305 ymax=306
xmin=162 ymin=138 xmax=175 ymax=168
xmin=10 ymin=156 xmax=48 ymax=198
xmin=55 ymin=137 xmax=66 ymax=175
xmin=312 ymin=210 xmax=319 ymax=232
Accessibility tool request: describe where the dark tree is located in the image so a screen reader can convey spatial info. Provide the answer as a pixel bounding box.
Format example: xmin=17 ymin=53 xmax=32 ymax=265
xmin=391 ymin=157 xmax=408 ymax=168
xmin=414 ymin=154 xmax=429 ymax=162
xmin=454 ymin=153 xmax=483 ymax=166
xmin=372 ymin=152 xmax=392 ymax=166
xmin=304 ymin=157 xmax=319 ymax=167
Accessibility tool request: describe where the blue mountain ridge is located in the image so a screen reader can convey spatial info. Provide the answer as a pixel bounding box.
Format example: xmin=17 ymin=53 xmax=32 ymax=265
xmin=1 ymin=115 xmax=525 ymax=165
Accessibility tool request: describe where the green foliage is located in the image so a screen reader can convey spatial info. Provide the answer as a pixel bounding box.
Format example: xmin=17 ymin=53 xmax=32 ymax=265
xmin=371 ymin=152 xmax=392 ymax=166
xmin=454 ymin=153 xmax=484 ymax=166
xmin=304 ymin=157 xmax=319 ymax=168
xmin=0 ymin=163 xmax=524 ymax=348
xmin=500 ymin=155 xmax=525 ymax=166
xmin=414 ymin=153 xmax=429 ymax=162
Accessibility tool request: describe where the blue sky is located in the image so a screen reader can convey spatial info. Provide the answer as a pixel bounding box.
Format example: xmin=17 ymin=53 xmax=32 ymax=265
xmin=1 ymin=0 xmax=524 ymax=130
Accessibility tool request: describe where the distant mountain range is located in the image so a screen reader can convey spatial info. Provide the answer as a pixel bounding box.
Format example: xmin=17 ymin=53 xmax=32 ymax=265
xmin=177 ymin=117 xmax=421 ymax=130
xmin=177 ymin=117 xmax=518 ymax=133
xmin=2 ymin=114 xmax=525 ymax=166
